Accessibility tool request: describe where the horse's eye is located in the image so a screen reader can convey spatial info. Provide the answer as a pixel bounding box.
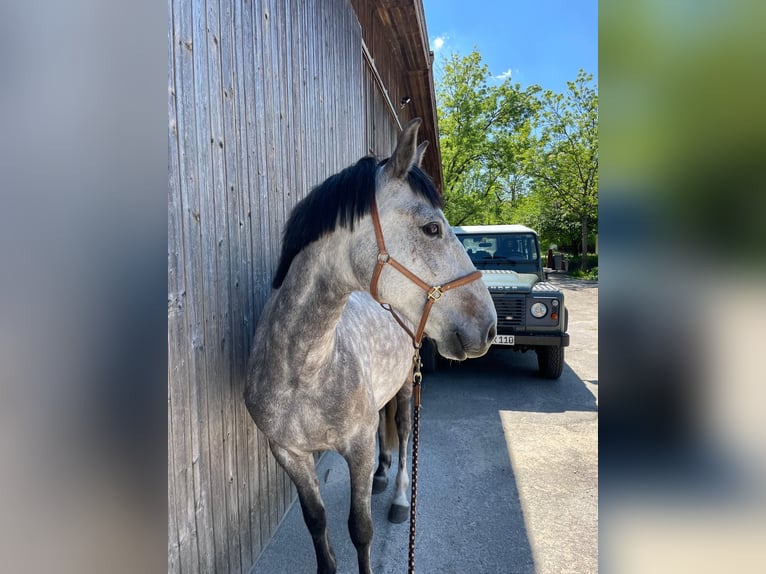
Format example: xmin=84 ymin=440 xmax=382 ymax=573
xmin=422 ymin=222 xmax=441 ymax=237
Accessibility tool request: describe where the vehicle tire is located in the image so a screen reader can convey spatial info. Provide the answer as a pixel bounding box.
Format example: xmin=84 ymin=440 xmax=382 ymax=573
xmin=420 ymin=338 xmax=438 ymax=373
xmin=537 ymin=346 xmax=564 ymax=379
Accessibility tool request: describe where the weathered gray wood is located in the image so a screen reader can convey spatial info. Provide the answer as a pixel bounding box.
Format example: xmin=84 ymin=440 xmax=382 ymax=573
xmin=190 ymin=0 xmax=232 ymax=571
xmin=168 ymin=401 xmax=181 ymax=574
xmin=219 ymin=0 xmax=255 ymax=569
xmin=205 ymin=1 xmax=245 ymax=572
xmin=172 ymin=0 xmax=215 ymax=572
xmin=168 ymin=2 xmax=186 ymax=572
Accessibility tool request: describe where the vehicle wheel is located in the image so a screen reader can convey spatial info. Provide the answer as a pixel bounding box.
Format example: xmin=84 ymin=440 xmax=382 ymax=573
xmin=420 ymin=338 xmax=437 ymax=373
xmin=537 ymin=346 xmax=564 ymax=379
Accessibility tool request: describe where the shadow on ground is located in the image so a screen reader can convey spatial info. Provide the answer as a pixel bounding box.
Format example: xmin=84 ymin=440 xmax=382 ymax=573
xmin=438 ymin=346 xmax=598 ymax=414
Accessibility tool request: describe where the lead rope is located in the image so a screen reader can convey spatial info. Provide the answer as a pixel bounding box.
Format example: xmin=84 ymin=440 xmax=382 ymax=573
xmin=408 ymin=350 xmax=423 ymax=574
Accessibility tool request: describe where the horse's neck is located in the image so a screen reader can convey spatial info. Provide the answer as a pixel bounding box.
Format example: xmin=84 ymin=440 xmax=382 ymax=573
xmin=266 ymin=232 xmax=360 ymax=369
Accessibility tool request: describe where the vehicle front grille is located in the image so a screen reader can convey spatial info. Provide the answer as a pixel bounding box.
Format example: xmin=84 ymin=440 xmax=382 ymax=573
xmin=492 ymin=294 xmax=525 ymax=329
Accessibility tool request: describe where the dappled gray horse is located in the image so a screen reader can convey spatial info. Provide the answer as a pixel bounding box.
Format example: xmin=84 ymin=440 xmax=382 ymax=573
xmin=245 ymin=119 xmax=496 ymax=574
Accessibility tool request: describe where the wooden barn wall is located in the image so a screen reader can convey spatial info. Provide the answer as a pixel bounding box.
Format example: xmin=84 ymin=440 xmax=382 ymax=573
xmin=168 ymin=0 xmax=419 ymax=573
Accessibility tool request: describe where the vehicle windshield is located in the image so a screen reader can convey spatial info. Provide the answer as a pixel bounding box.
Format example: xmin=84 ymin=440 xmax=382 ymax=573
xmin=456 ymin=233 xmax=540 ymax=270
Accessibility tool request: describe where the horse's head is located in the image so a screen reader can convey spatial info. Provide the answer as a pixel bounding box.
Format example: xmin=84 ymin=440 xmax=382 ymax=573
xmin=355 ymin=118 xmax=497 ymax=360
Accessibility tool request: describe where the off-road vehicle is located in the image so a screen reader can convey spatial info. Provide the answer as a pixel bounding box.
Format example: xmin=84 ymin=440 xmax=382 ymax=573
xmin=423 ymin=224 xmax=570 ymax=378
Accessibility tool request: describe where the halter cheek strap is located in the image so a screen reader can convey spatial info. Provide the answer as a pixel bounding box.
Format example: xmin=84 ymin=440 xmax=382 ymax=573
xmin=368 ymin=192 xmax=483 ymax=350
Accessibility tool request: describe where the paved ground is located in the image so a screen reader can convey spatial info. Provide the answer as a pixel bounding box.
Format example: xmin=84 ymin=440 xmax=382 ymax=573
xmin=251 ymin=275 xmax=598 ymax=573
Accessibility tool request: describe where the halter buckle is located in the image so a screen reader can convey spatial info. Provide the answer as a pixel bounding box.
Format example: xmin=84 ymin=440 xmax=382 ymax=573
xmin=377 ymin=252 xmax=390 ymax=263
xmin=427 ymin=286 xmax=443 ymax=301
xmin=412 ymin=358 xmax=423 ymax=406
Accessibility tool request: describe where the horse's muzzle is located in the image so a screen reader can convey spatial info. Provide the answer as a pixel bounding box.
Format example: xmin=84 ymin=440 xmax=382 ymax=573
xmin=440 ymin=319 xmax=496 ymax=360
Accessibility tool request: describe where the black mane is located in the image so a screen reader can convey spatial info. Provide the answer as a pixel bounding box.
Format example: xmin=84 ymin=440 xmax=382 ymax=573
xmin=272 ymin=156 xmax=443 ymax=289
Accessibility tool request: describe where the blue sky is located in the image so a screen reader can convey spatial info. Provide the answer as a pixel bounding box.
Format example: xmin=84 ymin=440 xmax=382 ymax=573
xmin=422 ymin=0 xmax=598 ymax=94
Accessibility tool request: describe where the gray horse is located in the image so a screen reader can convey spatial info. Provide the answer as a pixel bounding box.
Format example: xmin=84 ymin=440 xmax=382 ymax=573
xmin=245 ymin=119 xmax=496 ymax=574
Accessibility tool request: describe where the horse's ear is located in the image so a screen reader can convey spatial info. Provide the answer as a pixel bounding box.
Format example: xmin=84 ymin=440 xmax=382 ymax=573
xmin=414 ymin=140 xmax=429 ymax=168
xmin=384 ymin=118 xmax=422 ymax=180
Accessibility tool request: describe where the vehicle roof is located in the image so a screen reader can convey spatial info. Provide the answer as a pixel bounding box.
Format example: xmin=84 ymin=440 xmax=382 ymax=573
xmin=452 ymin=224 xmax=538 ymax=235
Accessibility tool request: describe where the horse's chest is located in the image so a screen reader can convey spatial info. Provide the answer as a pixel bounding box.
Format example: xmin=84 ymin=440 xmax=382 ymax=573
xmin=261 ymin=376 xmax=373 ymax=451
xmin=248 ymin=292 xmax=413 ymax=450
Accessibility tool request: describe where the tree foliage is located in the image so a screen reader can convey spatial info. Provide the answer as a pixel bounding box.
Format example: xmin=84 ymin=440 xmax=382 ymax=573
xmin=436 ymin=50 xmax=538 ymax=225
xmin=435 ymin=52 xmax=598 ymax=263
xmin=527 ymin=71 xmax=598 ymax=262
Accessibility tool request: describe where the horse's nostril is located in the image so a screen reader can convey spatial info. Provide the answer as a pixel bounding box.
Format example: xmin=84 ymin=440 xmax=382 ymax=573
xmin=486 ymin=324 xmax=497 ymax=344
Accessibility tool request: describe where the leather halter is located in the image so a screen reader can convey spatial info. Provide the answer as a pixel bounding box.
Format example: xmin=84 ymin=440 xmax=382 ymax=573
xmin=368 ymin=191 xmax=483 ymax=351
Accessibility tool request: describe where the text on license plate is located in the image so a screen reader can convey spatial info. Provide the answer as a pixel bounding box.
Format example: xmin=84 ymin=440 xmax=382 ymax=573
xmin=493 ymin=334 xmax=515 ymax=345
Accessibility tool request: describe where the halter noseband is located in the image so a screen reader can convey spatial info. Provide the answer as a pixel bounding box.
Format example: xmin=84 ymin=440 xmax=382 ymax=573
xmin=368 ymin=192 xmax=483 ymax=350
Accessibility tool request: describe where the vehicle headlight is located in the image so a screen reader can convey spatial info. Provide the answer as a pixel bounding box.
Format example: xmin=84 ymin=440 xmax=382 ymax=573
xmin=530 ymin=302 xmax=548 ymax=318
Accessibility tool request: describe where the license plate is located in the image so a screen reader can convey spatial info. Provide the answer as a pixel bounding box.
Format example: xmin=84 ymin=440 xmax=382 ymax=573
xmin=493 ymin=334 xmax=515 ymax=345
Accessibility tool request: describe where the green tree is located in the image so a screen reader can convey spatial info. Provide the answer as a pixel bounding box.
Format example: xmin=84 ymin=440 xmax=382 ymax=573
xmin=436 ymin=50 xmax=539 ymax=225
xmin=526 ymin=71 xmax=598 ymax=265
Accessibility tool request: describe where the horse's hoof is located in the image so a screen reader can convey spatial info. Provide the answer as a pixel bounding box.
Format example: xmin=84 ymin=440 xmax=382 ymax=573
xmin=372 ymin=475 xmax=388 ymax=494
xmin=387 ymin=503 xmax=409 ymax=524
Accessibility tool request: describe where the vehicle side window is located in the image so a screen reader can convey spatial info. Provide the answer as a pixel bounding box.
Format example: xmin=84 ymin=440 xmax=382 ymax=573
xmin=497 ymin=236 xmax=534 ymax=261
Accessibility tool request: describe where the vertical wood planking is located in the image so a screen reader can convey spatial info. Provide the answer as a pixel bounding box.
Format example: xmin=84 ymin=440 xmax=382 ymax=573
xmin=168 ymin=1 xmax=189 ymax=572
xmin=173 ymin=0 xmax=217 ymax=571
xmin=205 ymin=0 xmax=244 ymax=571
xmin=191 ymin=0 xmax=232 ymax=570
xmin=168 ymin=394 xmax=181 ymax=574
xmin=218 ymin=0 xmax=255 ymax=568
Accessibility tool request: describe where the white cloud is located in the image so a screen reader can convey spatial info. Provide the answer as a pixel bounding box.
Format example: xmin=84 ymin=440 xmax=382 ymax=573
xmin=432 ymin=36 xmax=446 ymax=52
xmin=494 ymin=68 xmax=512 ymax=81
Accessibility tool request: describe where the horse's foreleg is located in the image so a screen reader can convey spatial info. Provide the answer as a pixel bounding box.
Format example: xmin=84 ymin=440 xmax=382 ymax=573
xmin=372 ymin=400 xmax=396 ymax=494
xmin=342 ymin=434 xmax=376 ymax=574
xmin=388 ymin=385 xmax=412 ymax=524
xmin=268 ymin=441 xmax=337 ymax=574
